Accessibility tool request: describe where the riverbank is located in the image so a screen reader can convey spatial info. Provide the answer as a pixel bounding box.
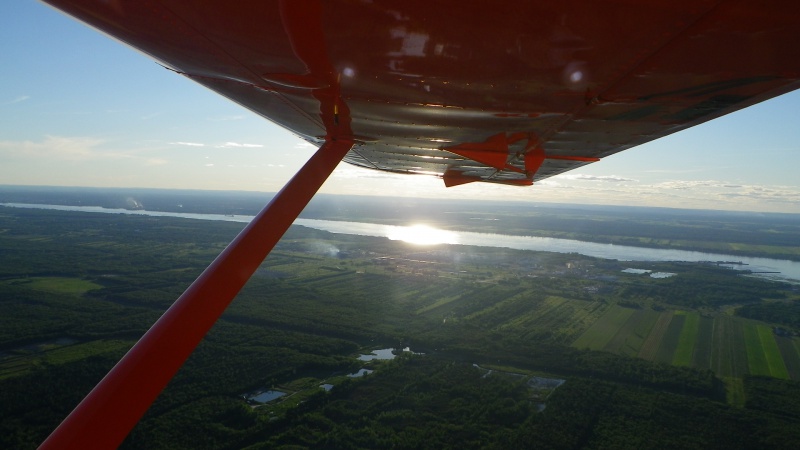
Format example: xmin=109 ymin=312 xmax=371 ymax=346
xmin=3 ymin=203 xmax=800 ymax=283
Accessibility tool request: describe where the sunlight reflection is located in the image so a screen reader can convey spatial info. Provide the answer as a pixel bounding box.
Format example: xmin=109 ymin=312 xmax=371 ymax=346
xmin=386 ymin=224 xmax=459 ymax=245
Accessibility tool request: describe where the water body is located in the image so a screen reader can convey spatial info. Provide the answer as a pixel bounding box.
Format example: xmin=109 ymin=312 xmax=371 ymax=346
xmin=358 ymin=348 xmax=397 ymax=361
xmin=357 ymin=347 xmax=418 ymax=361
xmin=621 ymin=268 xmax=676 ymax=279
xmin=650 ymin=272 xmax=677 ymax=279
xmin=347 ymin=368 xmax=373 ymax=378
xmin=248 ymin=390 xmax=285 ymax=403
xmin=3 ymin=203 xmax=799 ymax=283
xmin=296 ymin=219 xmax=800 ymax=283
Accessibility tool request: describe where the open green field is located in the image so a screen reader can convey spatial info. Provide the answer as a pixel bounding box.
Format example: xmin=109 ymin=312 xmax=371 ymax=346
xmin=572 ymin=305 xmax=635 ymax=350
xmin=604 ymin=308 xmax=661 ymax=356
xmin=637 ymin=311 xmax=673 ymax=360
xmin=572 ymin=310 xmax=800 ymax=382
xmin=743 ymin=323 xmax=771 ymax=376
xmin=0 ymin=339 xmax=132 ymax=380
xmin=672 ymin=312 xmax=700 ymax=366
xmin=691 ymin=317 xmax=714 ymax=368
xmin=0 ymin=277 xmax=102 ymax=295
xmin=723 ymin=377 xmax=746 ymax=407
xmin=739 ymin=323 xmax=791 ymax=379
xmin=778 ymin=337 xmax=800 ymax=379
xmin=654 ymin=314 xmax=685 ymax=364
xmin=755 ymin=324 xmax=789 ymax=379
xmin=711 ymin=317 xmax=749 ymax=378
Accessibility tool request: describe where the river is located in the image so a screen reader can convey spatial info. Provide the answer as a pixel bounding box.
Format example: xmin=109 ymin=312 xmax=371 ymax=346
xmin=3 ymin=202 xmax=799 ymax=283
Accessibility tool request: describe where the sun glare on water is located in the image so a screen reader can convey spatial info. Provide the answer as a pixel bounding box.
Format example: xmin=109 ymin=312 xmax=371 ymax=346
xmin=386 ymin=224 xmax=460 ymax=246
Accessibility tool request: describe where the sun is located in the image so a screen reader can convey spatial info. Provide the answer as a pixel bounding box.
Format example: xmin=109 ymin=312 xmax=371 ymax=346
xmin=386 ymin=224 xmax=459 ymax=246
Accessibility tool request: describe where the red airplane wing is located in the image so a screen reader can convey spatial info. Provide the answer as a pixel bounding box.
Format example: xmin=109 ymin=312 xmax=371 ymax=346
xmin=42 ymin=0 xmax=800 ymax=187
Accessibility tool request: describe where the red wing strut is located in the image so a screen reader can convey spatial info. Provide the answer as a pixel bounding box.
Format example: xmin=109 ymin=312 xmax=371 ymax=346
xmin=39 ymin=139 xmax=353 ymax=450
xmin=39 ymin=0 xmax=355 ymax=448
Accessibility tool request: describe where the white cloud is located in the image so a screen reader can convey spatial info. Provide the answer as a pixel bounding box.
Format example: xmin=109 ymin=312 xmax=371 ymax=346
xmin=217 ymin=142 xmax=264 ymax=148
xmin=652 ymin=180 xmax=737 ymax=190
xmin=557 ymin=174 xmax=637 ymax=182
xmin=2 ymin=95 xmax=30 ymax=105
xmin=611 ymin=179 xmax=800 ymax=210
xmin=170 ymin=141 xmax=205 ymax=147
xmin=642 ymin=168 xmax=709 ymax=174
xmin=0 ymin=135 xmax=118 ymax=161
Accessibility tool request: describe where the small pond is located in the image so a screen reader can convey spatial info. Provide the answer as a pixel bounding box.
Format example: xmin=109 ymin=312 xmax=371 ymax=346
xmin=358 ymin=347 xmax=419 ymax=361
xmin=358 ymin=348 xmax=397 ymax=361
xmin=347 ymin=368 xmax=374 ymax=378
xmin=650 ymin=272 xmax=676 ymax=278
xmin=622 ymin=268 xmax=676 ymax=278
xmin=248 ymin=390 xmax=286 ymax=403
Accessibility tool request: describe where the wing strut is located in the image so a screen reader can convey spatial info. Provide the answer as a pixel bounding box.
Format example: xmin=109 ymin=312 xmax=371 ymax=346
xmin=39 ymin=138 xmax=354 ymax=450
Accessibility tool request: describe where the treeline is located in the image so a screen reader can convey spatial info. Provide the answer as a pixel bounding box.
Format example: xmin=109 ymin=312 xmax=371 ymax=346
xmin=0 ymin=356 xmax=121 ymax=449
xmin=736 ymin=302 xmax=800 ymax=329
xmin=0 ymin=284 xmax=157 ymax=347
xmin=0 ymin=209 xmax=241 ymax=279
xmin=616 ymin=265 xmax=788 ymax=308
xmin=249 ymin=357 xmax=540 ymax=449
xmin=223 ymin=357 xmax=796 ymax=450
xmin=744 ymin=376 xmax=800 ymax=420
xmin=413 ymin=325 xmax=721 ymax=399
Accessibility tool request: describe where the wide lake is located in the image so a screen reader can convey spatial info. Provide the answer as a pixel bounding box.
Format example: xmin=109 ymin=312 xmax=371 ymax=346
xmin=3 ymin=203 xmax=799 ymax=283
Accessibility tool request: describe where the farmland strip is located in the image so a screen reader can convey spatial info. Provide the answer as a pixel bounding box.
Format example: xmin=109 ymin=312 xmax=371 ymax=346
xmin=673 ymin=313 xmax=700 ymax=366
xmin=743 ymin=323 xmax=770 ymax=376
xmin=572 ymin=306 xmax=634 ymax=351
xmin=777 ymin=337 xmax=800 ymax=380
xmin=638 ymin=311 xmax=673 ymax=361
xmin=756 ymin=325 xmax=789 ymax=379
xmin=654 ymin=314 xmax=685 ymax=364
xmin=691 ymin=317 xmax=714 ymax=370
xmin=605 ymin=309 xmax=647 ymax=355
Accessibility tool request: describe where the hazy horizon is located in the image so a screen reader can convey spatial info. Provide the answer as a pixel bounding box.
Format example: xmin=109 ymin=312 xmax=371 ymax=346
xmin=4 ymin=3 xmax=800 ymax=214
xmin=4 ymin=184 xmax=800 ymax=218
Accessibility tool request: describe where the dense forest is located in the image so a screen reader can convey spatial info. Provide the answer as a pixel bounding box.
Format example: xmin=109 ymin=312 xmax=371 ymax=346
xmin=737 ymin=301 xmax=800 ymax=329
xmin=1 ymin=203 xmax=799 ymax=449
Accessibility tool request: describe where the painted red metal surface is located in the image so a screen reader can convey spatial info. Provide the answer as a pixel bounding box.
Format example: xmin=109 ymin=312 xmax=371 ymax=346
xmin=38 ymin=139 xmax=352 ymax=450
xmin=42 ymin=1 xmax=800 ymax=187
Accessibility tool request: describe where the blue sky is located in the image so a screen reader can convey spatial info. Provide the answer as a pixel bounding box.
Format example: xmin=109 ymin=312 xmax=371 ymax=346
xmin=3 ymin=2 xmax=800 ymax=213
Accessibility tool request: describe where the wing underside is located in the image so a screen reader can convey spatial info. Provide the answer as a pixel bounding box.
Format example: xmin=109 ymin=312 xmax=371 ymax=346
xmin=45 ymin=0 xmax=800 ymax=187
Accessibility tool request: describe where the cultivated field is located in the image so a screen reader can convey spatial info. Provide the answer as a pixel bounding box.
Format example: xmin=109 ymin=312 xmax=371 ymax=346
xmin=572 ymin=308 xmax=800 ymax=381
